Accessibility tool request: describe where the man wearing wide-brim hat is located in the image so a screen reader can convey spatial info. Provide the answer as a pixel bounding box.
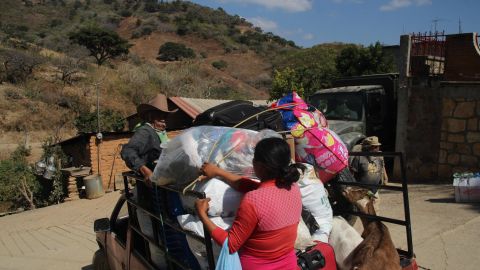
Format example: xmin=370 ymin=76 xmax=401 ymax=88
xmin=121 ymin=94 xmax=177 ymax=182
xmin=349 ymin=136 xmax=388 ymax=209
xmin=120 ymin=94 xmax=177 ymax=268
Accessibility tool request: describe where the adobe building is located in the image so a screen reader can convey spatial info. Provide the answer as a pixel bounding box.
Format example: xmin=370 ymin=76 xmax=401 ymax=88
xmin=59 ymin=98 xmax=268 ymax=192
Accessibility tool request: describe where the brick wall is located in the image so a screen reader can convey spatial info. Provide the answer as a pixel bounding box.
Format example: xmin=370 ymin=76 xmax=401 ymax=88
xmin=89 ymin=134 xmax=131 ymax=191
xmin=88 ymin=130 xmax=183 ymax=190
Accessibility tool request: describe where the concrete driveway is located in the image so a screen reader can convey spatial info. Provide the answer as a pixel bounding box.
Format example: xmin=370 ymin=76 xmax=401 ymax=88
xmin=0 ymin=191 xmax=120 ymax=270
xmin=0 ymin=184 xmax=479 ymax=270
xmin=377 ymin=184 xmax=480 ymax=270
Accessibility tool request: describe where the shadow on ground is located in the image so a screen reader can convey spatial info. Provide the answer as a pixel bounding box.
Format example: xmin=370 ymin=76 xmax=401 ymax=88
xmin=426 ymin=197 xmax=456 ymax=203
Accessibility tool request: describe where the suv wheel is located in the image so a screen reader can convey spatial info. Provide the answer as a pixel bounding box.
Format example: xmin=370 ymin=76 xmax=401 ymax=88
xmin=93 ymin=249 xmax=110 ymax=270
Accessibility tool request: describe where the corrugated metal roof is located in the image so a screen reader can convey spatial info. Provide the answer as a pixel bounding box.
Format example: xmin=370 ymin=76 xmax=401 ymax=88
xmin=170 ymin=97 xmax=270 ymax=118
xmin=312 ymin=85 xmax=383 ymax=94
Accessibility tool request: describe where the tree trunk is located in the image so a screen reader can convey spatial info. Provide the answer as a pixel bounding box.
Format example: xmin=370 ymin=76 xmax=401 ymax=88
xmin=19 ymin=176 xmax=36 ymax=210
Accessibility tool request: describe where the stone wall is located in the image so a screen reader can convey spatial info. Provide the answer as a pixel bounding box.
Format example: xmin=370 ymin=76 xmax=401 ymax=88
xmin=404 ymin=82 xmax=480 ymax=182
xmin=437 ymin=83 xmax=480 ymax=181
xmin=404 ymin=82 xmax=443 ymax=181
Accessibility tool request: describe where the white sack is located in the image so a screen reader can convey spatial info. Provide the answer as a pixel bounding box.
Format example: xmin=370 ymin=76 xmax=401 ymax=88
xmin=181 ymin=178 xmax=245 ymax=217
xmin=295 ymin=218 xmax=316 ymax=251
xmin=177 ymin=214 xmax=234 ymax=237
xmin=298 ymin=163 xmax=333 ymax=242
xmin=328 ymin=216 xmax=363 ymax=270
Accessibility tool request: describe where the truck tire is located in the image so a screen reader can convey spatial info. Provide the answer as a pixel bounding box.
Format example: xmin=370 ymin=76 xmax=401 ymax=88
xmin=92 ymin=249 xmax=110 ymax=270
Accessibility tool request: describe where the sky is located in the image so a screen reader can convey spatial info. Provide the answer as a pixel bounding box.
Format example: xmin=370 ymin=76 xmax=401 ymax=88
xmin=190 ymin=0 xmax=479 ymax=48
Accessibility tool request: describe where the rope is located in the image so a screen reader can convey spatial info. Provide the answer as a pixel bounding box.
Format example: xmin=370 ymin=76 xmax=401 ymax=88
xmin=232 ymin=102 xmax=300 ymax=128
xmin=182 ymin=101 xmax=308 ymax=195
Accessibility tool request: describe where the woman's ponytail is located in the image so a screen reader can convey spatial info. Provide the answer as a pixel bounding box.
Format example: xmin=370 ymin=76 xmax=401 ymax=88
xmin=254 ymin=137 xmax=306 ymax=190
xmin=276 ymin=163 xmax=306 ymax=190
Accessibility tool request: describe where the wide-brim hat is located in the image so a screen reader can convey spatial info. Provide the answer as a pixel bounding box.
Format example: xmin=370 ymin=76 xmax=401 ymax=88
xmin=137 ymin=94 xmax=178 ymax=119
xmin=362 ymin=136 xmax=381 ymax=146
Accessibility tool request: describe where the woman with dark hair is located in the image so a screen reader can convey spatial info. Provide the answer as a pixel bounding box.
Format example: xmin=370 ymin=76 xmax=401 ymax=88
xmin=196 ymin=137 xmax=305 ymax=270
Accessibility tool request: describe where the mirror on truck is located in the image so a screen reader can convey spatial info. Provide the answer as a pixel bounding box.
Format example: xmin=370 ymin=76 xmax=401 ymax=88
xmin=94 ymin=218 xmax=111 ymax=233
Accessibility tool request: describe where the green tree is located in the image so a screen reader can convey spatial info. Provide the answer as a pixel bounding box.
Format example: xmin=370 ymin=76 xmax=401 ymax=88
xmin=270 ymin=67 xmax=304 ymax=101
xmin=0 ymin=145 xmax=38 ymax=209
xmin=157 ymin=42 xmax=196 ymax=61
xmin=270 ymin=44 xmax=343 ymax=100
xmin=68 ymin=26 xmax=131 ymax=66
xmin=41 ymin=138 xmax=68 ymax=204
xmin=74 ymin=109 xmax=125 ymax=133
xmin=336 ymin=42 xmax=396 ymax=77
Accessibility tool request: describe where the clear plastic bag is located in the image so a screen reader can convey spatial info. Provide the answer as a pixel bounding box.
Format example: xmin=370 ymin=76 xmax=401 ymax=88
xmin=151 ymin=126 xmax=281 ymax=186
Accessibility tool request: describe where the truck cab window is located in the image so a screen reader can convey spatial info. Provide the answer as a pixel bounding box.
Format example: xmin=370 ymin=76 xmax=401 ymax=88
xmin=311 ymin=94 xmax=362 ymax=121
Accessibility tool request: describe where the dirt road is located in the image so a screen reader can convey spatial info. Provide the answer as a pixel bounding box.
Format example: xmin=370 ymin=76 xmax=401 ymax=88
xmin=0 ymin=191 xmax=120 ymax=270
xmin=378 ymin=184 xmax=480 ymax=270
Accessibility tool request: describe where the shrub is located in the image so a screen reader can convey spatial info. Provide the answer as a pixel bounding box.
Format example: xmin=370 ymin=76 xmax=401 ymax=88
xmin=157 ymin=13 xmax=170 ymax=23
xmin=74 ymin=109 xmax=125 ymax=133
xmin=49 ymin=19 xmax=63 ymax=28
xmin=204 ymin=86 xmax=246 ymax=100
xmin=176 ymin=24 xmax=189 ymax=36
xmin=0 ymin=145 xmax=39 ymax=210
xmin=40 ymin=138 xmax=69 ymax=205
xmin=119 ymin=9 xmax=132 ymax=17
xmin=144 ymin=1 xmax=158 ymax=13
xmin=1 ymin=24 xmax=29 ymax=39
xmin=212 ymin=60 xmax=227 ymax=70
xmin=1 ymin=49 xmax=44 ymax=84
xmin=157 ymin=42 xmax=195 ymax=61
xmin=73 ymin=0 xmax=82 ymax=10
xmin=131 ymin=26 xmax=154 ymax=39
xmin=4 ymin=88 xmax=22 ymax=100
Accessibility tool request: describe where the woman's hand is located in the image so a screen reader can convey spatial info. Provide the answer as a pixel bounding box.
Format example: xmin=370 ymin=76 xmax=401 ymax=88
xmin=195 ymin=198 xmax=211 ymax=215
xmin=200 ymin=162 xmax=221 ymax=181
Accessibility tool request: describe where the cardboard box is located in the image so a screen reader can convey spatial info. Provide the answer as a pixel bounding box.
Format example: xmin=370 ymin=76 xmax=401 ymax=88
xmin=453 ymin=177 xmax=480 ymax=203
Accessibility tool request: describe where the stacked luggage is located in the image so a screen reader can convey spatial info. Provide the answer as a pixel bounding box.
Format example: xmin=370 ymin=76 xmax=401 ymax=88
xmin=148 ymin=92 xmax=348 ymax=269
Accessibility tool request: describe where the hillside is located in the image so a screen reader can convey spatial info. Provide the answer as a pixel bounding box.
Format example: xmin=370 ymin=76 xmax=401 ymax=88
xmin=0 ymin=0 xmax=356 ymax=161
xmin=0 ymin=0 xmax=290 ymax=157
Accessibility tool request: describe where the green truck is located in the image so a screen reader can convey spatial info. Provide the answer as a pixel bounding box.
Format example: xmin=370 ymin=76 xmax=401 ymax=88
xmin=309 ymin=73 xmax=399 ymax=152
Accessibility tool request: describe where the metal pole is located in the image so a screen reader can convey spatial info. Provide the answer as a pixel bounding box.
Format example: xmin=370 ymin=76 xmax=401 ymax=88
xmin=96 ymin=82 xmax=101 ymax=176
xmin=400 ymin=153 xmax=414 ymax=258
xmin=97 ymin=83 xmax=100 ymax=135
